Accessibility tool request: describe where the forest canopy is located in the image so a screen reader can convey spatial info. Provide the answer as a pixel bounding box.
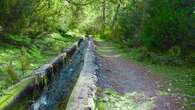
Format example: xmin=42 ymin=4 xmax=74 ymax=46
xmin=0 ymin=0 xmax=195 ymax=110
xmin=0 ymin=0 xmax=194 ymax=63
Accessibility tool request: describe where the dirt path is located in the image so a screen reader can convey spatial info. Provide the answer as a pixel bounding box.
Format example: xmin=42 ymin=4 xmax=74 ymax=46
xmin=96 ymin=40 xmax=182 ymax=110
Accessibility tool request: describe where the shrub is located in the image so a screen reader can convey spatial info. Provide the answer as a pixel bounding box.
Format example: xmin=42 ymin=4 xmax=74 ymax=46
xmin=3 ymin=63 xmax=19 ymax=82
xmin=19 ymin=55 xmax=30 ymax=76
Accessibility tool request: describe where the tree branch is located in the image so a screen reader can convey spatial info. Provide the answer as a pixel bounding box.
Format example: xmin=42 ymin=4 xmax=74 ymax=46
xmin=65 ymin=0 xmax=94 ymax=6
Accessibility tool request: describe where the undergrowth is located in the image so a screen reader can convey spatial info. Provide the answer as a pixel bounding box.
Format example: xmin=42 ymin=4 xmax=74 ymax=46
xmin=95 ymin=88 xmax=154 ymax=110
xmin=0 ymin=32 xmax=78 ymax=97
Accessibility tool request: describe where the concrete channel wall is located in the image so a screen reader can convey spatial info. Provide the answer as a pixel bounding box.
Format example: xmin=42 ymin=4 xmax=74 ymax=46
xmin=2 ymin=37 xmax=86 ymax=110
xmin=30 ymin=37 xmax=88 ymax=110
xmin=66 ymin=38 xmax=98 ymax=110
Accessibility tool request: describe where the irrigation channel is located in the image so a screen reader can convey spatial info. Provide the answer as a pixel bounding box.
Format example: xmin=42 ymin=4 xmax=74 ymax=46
xmin=2 ymin=37 xmax=97 ymax=110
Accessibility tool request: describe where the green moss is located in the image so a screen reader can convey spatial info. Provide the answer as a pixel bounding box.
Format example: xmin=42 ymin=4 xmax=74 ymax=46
xmin=0 ymin=77 xmax=33 ymax=110
xmin=95 ymin=89 xmax=154 ymax=110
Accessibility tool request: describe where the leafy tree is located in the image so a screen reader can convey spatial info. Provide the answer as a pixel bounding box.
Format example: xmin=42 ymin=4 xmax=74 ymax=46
xmin=141 ymin=0 xmax=195 ymax=57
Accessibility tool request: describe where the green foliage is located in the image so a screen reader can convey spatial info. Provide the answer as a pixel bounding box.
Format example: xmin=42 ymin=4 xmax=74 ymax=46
xmin=0 ymin=0 xmax=70 ymax=35
xmin=3 ymin=63 xmax=19 ymax=82
xmin=102 ymin=0 xmax=195 ymax=64
xmin=0 ymin=0 xmax=194 ymax=63
xmin=95 ymin=88 xmax=154 ymax=110
xmin=141 ymin=0 xmax=195 ymax=54
xmin=0 ymin=0 xmax=194 ymax=108
xmin=115 ymin=1 xmax=144 ymax=42
xmin=0 ymin=0 xmax=83 ymax=107
xmin=0 ymin=33 xmax=77 ymax=99
xmin=19 ymin=52 xmax=31 ymax=76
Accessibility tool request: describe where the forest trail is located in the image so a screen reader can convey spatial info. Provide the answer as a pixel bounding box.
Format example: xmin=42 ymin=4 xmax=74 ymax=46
xmin=95 ymin=40 xmax=182 ymax=110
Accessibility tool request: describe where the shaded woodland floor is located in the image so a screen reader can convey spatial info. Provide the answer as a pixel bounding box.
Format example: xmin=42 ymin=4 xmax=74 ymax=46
xmin=95 ymin=40 xmax=186 ymax=110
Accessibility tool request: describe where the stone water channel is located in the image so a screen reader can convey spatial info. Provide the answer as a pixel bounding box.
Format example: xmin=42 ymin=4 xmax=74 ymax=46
xmin=3 ymin=37 xmax=94 ymax=110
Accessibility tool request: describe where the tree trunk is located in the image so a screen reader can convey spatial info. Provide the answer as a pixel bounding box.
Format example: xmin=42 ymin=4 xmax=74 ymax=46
xmin=102 ymin=0 xmax=106 ymax=34
xmin=111 ymin=2 xmax=121 ymax=29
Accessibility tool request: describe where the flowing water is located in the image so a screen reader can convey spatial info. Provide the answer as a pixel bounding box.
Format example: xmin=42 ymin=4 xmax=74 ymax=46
xmin=4 ymin=40 xmax=87 ymax=110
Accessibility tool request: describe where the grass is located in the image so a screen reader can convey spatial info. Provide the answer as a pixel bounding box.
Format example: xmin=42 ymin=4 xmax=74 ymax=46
xmin=95 ymin=38 xmax=195 ymax=110
xmin=95 ymin=88 xmax=154 ymax=110
xmin=145 ymin=64 xmax=195 ymax=109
